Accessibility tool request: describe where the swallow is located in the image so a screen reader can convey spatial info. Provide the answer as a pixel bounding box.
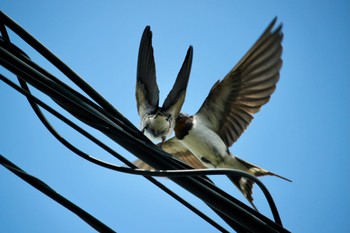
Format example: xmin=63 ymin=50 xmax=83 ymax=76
xmin=173 ymin=18 xmax=291 ymax=209
xmin=135 ymin=18 xmax=291 ymax=210
xmin=136 ymin=26 xmax=193 ymax=144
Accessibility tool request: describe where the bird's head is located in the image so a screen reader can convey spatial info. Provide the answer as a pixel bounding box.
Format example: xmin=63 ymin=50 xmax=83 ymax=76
xmin=177 ymin=112 xmax=190 ymax=120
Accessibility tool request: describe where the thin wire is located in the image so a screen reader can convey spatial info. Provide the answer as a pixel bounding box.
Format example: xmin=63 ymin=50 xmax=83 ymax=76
xmin=0 ymin=155 xmax=117 ymax=233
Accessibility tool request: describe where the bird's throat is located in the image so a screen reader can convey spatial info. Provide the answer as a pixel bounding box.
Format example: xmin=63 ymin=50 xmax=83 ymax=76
xmin=174 ymin=117 xmax=193 ymax=140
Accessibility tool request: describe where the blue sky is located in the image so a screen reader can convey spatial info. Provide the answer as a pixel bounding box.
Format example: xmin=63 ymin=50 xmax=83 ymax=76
xmin=1 ymin=1 xmax=349 ymax=232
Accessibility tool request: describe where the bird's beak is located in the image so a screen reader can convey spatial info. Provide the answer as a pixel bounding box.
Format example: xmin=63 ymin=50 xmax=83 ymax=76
xmin=154 ymin=111 xmax=164 ymax=118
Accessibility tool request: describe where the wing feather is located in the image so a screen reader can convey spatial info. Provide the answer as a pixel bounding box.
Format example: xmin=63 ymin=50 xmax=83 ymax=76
xmin=133 ymin=137 xmax=206 ymax=170
xmin=136 ymin=26 xmax=159 ymax=119
xmin=196 ymin=18 xmax=283 ymax=147
xmin=162 ymin=46 xmax=193 ymax=119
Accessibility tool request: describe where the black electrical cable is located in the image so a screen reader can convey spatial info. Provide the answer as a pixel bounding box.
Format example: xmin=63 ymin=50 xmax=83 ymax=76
xmin=0 ymin=73 xmax=281 ymax=228
xmin=0 ymin=38 xmax=250 ymax=231
xmin=0 ymin=44 xmax=244 ymax=231
xmin=0 ymin=45 xmax=231 ymax=233
xmin=0 ymin=155 xmax=117 ymax=233
xmin=0 ymin=10 xmax=290 ymax=232
xmin=0 ymin=38 xmax=285 ymax=233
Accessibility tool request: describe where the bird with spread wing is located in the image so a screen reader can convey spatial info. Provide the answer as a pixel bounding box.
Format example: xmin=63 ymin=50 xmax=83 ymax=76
xmin=135 ymin=18 xmax=291 ymax=210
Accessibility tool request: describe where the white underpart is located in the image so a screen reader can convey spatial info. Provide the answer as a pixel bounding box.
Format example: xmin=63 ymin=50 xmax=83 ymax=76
xmin=141 ymin=114 xmax=172 ymax=140
xmin=179 ymin=116 xmax=257 ymax=198
xmin=179 ymin=117 xmax=229 ymax=168
xmin=179 ymin=116 xmax=249 ymax=172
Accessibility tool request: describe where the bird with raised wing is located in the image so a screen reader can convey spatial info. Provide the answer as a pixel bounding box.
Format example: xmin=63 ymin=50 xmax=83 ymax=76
xmin=135 ymin=18 xmax=291 ymax=210
xmin=136 ymin=26 xmax=193 ymax=144
xmin=173 ymin=18 xmax=290 ymax=209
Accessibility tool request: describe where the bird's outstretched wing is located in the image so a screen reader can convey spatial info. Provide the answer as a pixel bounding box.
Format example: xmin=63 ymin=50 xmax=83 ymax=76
xmin=162 ymin=46 xmax=193 ymax=119
xmin=133 ymin=137 xmax=205 ymax=170
xmin=195 ymin=18 xmax=283 ymax=147
xmin=136 ymin=26 xmax=159 ymax=119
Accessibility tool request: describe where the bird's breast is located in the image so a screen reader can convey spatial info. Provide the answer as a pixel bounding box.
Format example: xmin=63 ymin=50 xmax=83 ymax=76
xmin=174 ymin=116 xmax=193 ymax=140
xmin=180 ymin=121 xmax=229 ymax=168
xmin=142 ymin=114 xmax=172 ymax=138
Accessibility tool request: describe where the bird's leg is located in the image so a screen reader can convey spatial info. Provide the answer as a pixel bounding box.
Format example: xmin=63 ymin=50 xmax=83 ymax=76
xmin=159 ymin=136 xmax=166 ymax=148
xmin=141 ymin=125 xmax=148 ymax=134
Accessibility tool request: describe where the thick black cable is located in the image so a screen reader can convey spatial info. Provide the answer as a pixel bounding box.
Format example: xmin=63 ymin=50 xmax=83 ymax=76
xmin=0 ymin=11 xmax=137 ymax=134
xmin=0 ymin=46 xmax=231 ymax=233
xmin=1 ymin=73 xmax=281 ymax=229
xmin=0 ymin=11 xmax=290 ymax=232
xmin=0 ymin=17 xmax=235 ymax=232
xmin=0 ymin=38 xmax=284 ymax=233
xmin=0 ymin=43 xmax=247 ymax=231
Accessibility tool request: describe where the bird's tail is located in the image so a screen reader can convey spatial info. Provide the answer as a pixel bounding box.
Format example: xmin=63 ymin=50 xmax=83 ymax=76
xmin=227 ymin=156 xmax=291 ymax=211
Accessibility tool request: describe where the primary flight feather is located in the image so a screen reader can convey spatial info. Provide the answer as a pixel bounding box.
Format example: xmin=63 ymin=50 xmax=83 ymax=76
xmin=136 ymin=26 xmax=193 ymax=144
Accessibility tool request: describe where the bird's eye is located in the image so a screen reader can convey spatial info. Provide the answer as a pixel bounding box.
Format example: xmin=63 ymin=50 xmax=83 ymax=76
xmin=179 ymin=113 xmax=187 ymax=118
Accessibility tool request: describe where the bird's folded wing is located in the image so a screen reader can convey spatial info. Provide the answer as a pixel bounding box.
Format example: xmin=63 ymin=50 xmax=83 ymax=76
xmin=136 ymin=26 xmax=159 ymax=118
xmin=162 ymin=46 xmax=193 ymax=119
xmin=133 ymin=137 xmax=206 ymax=170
